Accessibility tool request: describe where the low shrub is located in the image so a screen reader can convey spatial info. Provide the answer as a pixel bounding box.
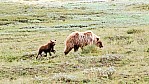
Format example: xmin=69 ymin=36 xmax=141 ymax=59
xmin=104 ymin=35 xmax=131 ymax=41
xmin=127 ymin=29 xmax=144 ymax=34
xmin=147 ymin=48 xmax=149 ymax=52
xmin=51 ymin=73 xmax=78 ymax=82
xmin=77 ymin=54 xmax=123 ymax=67
xmin=81 ymin=45 xmax=98 ymax=54
xmin=82 ymin=66 xmax=116 ymax=79
xmin=104 ymin=35 xmax=133 ymax=45
xmin=132 ymin=4 xmax=149 ymax=11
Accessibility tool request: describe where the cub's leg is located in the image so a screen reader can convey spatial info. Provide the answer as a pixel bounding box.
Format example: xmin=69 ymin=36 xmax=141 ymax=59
xmin=36 ymin=50 xmax=43 ymax=59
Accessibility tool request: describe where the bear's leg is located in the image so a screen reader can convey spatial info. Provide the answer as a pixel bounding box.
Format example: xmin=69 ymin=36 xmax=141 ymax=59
xmin=64 ymin=47 xmax=73 ymax=55
xmin=74 ymin=45 xmax=79 ymax=52
xmin=36 ymin=50 xmax=42 ymax=59
xmin=36 ymin=55 xmax=39 ymax=59
xmin=44 ymin=51 xmax=47 ymax=57
xmin=49 ymin=52 xmax=52 ymax=56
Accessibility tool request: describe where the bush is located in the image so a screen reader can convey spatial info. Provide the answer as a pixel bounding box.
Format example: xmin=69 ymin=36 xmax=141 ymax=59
xmin=104 ymin=35 xmax=131 ymax=41
xmin=132 ymin=4 xmax=149 ymax=11
xmin=2 ymin=56 xmax=19 ymax=62
xmin=100 ymin=54 xmax=123 ymax=62
xmin=22 ymin=52 xmax=37 ymax=60
xmin=82 ymin=67 xmax=116 ymax=79
xmin=81 ymin=45 xmax=98 ymax=54
xmin=127 ymin=29 xmax=144 ymax=34
xmin=104 ymin=35 xmax=133 ymax=45
xmin=77 ymin=54 xmax=123 ymax=67
xmin=147 ymin=48 xmax=149 ymax=52
xmin=52 ymin=73 xmax=78 ymax=82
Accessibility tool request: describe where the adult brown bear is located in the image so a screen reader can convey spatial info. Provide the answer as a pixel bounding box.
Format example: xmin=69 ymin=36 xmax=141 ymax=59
xmin=36 ymin=40 xmax=56 ymax=59
xmin=64 ymin=31 xmax=103 ymax=55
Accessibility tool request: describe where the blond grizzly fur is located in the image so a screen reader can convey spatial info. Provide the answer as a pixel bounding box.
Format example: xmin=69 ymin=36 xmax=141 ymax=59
xmin=64 ymin=31 xmax=103 ymax=55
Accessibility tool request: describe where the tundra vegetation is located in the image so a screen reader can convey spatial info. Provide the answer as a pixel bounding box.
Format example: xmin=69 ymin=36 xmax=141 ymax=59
xmin=0 ymin=0 xmax=149 ymax=83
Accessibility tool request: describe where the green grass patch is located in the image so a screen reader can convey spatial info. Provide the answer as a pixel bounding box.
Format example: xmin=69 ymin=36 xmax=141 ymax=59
xmin=0 ymin=0 xmax=149 ymax=83
xmin=81 ymin=45 xmax=99 ymax=54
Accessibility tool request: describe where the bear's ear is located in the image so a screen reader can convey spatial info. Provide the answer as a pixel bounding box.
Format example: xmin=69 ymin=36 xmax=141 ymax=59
xmin=96 ymin=38 xmax=99 ymax=41
xmin=50 ymin=40 xmax=56 ymax=43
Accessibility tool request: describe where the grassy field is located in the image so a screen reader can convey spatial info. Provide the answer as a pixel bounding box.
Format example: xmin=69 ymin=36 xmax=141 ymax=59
xmin=0 ymin=0 xmax=149 ymax=83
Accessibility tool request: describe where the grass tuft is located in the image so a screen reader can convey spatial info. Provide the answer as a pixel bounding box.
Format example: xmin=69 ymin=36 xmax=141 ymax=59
xmin=81 ymin=45 xmax=99 ymax=54
xmin=82 ymin=67 xmax=116 ymax=79
xmin=22 ymin=52 xmax=37 ymax=60
xmin=77 ymin=54 xmax=124 ymax=67
xmin=147 ymin=48 xmax=149 ymax=52
xmin=127 ymin=29 xmax=144 ymax=34
xmin=130 ymin=4 xmax=149 ymax=11
xmin=52 ymin=73 xmax=78 ymax=82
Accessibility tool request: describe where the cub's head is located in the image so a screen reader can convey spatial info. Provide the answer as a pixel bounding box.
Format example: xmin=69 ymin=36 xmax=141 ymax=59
xmin=49 ymin=40 xmax=56 ymax=46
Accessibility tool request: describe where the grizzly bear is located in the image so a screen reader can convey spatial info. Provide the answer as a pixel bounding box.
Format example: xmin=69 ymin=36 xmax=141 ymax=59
xmin=36 ymin=40 xmax=56 ymax=59
xmin=64 ymin=31 xmax=103 ymax=55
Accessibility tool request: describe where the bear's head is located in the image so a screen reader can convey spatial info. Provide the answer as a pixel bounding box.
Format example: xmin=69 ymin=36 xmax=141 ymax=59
xmin=96 ymin=38 xmax=103 ymax=48
xmin=50 ymin=40 xmax=56 ymax=46
xmin=47 ymin=40 xmax=56 ymax=48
